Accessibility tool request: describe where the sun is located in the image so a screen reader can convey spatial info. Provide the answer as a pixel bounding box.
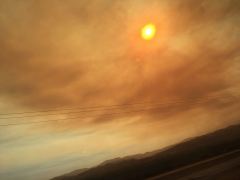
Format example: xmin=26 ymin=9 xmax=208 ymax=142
xmin=141 ymin=23 xmax=156 ymax=41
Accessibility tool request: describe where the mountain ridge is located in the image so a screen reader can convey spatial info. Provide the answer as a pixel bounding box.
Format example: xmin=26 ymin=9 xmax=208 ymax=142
xmin=52 ymin=124 xmax=240 ymax=180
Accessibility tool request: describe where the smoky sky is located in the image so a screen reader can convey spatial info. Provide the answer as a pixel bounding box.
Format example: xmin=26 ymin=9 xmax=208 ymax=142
xmin=0 ymin=0 xmax=240 ymax=179
xmin=0 ymin=0 xmax=239 ymax=111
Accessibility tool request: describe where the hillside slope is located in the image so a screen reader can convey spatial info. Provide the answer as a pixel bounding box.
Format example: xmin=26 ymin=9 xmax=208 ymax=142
xmin=52 ymin=124 xmax=240 ymax=180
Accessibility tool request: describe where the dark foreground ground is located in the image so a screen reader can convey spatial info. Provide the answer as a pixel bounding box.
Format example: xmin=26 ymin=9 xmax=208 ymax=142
xmin=149 ymin=150 xmax=240 ymax=180
xmin=52 ymin=124 xmax=240 ymax=180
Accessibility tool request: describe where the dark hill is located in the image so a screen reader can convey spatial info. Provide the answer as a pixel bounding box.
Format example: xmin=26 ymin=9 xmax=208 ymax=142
xmin=52 ymin=124 xmax=240 ymax=180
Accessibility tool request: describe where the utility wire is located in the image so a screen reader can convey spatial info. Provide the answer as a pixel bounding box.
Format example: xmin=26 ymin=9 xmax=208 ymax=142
xmin=0 ymin=98 xmax=216 ymax=119
xmin=0 ymin=100 xmax=171 ymax=116
xmin=0 ymin=94 xmax=228 ymax=119
xmin=0 ymin=95 xmax=235 ymax=127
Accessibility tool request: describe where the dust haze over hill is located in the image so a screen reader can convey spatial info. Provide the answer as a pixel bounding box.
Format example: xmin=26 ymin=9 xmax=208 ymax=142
xmin=0 ymin=0 xmax=240 ymax=179
xmin=52 ymin=125 xmax=240 ymax=180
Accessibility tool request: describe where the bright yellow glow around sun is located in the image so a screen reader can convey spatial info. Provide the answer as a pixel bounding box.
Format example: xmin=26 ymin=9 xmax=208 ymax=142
xmin=141 ymin=23 xmax=156 ymax=40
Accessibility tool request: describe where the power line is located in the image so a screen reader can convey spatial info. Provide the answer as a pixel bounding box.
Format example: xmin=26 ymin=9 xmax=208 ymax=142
xmin=0 ymin=95 xmax=235 ymax=127
xmin=0 ymin=105 xmax=194 ymax=127
xmin=0 ymin=94 xmax=227 ymax=119
xmin=0 ymin=100 xmax=167 ymax=116
xmin=0 ymin=98 xmax=213 ymax=119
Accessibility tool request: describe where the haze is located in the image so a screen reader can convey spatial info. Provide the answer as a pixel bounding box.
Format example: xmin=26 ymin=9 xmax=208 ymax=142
xmin=0 ymin=0 xmax=240 ymax=179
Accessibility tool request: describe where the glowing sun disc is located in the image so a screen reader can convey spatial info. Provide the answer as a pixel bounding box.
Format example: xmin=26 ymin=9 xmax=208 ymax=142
xmin=141 ymin=23 xmax=156 ymax=40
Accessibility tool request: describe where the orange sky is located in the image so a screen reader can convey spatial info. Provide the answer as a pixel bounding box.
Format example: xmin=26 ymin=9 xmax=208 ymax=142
xmin=0 ymin=0 xmax=240 ymax=179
